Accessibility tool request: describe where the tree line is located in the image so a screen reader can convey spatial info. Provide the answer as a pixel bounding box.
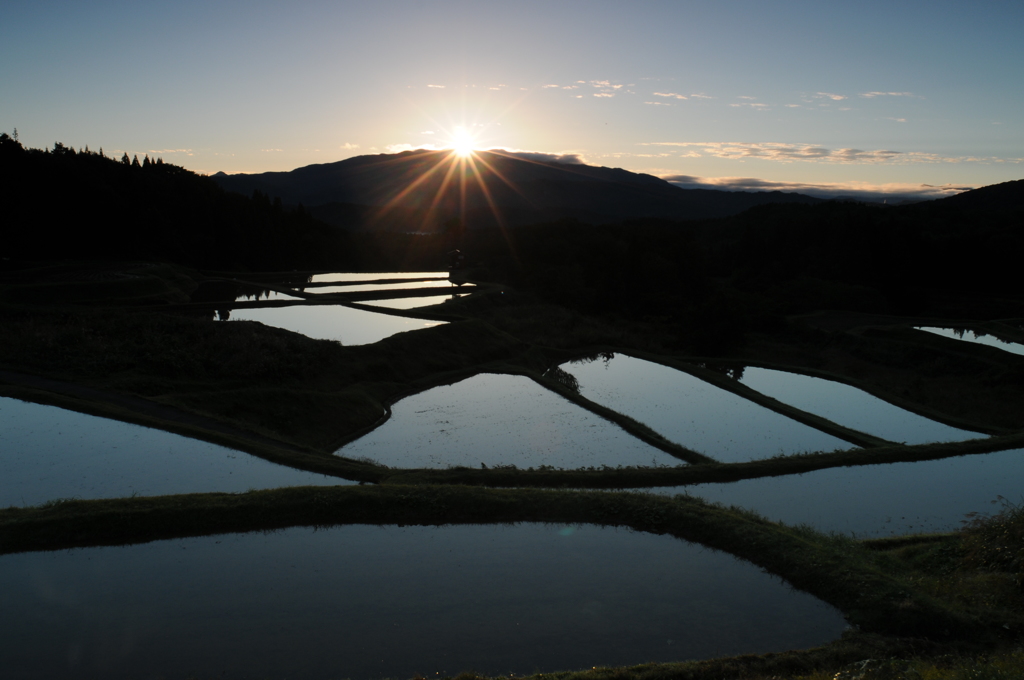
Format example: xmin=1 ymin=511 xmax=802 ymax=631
xmin=0 ymin=133 xmax=349 ymax=270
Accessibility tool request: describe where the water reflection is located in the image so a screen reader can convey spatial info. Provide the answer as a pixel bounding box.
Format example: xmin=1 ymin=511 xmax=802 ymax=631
xmin=234 ymin=289 xmax=301 ymax=302
xmin=337 ymin=373 xmax=680 ymax=469
xmin=0 ymin=397 xmax=352 ymax=507
xmin=303 ymin=280 xmax=464 ymax=295
xmin=559 ymin=355 xmax=852 ymax=463
xmin=221 ymin=305 xmax=444 ymax=345
xmin=644 ymin=448 xmax=1024 ymax=537
xmin=362 ymin=295 xmax=453 ymax=310
xmin=0 ymin=524 xmax=846 ymax=679
xmin=737 ymin=367 xmax=982 ymax=444
xmin=308 ymin=272 xmax=449 ymax=284
xmin=916 ymin=327 xmax=1024 ymax=357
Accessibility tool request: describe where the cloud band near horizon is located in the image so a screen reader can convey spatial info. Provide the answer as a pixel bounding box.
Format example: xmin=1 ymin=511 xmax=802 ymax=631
xmin=641 ymin=142 xmax=1024 ymax=165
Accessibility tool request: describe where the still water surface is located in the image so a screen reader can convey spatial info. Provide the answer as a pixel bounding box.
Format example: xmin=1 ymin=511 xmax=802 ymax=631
xmin=309 ymin=271 xmax=449 ymax=284
xmin=337 ymin=373 xmax=681 ymax=469
xmin=0 ymin=397 xmax=352 ymax=507
xmin=234 ymin=289 xmax=301 ymax=301
xmin=0 ymin=524 xmax=847 ymax=679
xmin=363 ymin=294 xmax=458 ymax=309
xmin=916 ymin=327 xmax=1024 ymax=357
xmin=305 ymin=280 xmax=467 ymax=295
xmin=737 ymin=367 xmax=982 ymax=444
xmin=559 ymin=355 xmax=852 ymax=462
xmin=645 ymin=448 xmax=1024 ymax=537
xmin=221 ymin=305 xmax=444 ymax=345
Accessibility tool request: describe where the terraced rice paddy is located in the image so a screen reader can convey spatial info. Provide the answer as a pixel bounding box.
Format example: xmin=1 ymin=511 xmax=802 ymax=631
xmin=221 ymin=304 xmax=445 ymax=345
xmin=559 ymin=354 xmax=853 ymax=462
xmin=735 ymin=366 xmax=983 ymax=444
xmin=0 ymin=397 xmax=352 ymax=507
xmin=0 ymin=523 xmax=846 ymax=679
xmin=916 ymin=326 xmax=1024 ymax=357
xmin=336 ymin=373 xmax=679 ymax=469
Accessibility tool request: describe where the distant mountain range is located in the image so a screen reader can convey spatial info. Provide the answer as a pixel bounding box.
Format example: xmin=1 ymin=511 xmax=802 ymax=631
xmin=211 ymin=150 xmax=824 ymax=230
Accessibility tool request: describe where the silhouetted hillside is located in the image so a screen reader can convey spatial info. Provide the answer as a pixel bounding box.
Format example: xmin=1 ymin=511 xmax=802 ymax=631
xmin=0 ymin=134 xmax=347 ymax=270
xmin=921 ymin=178 xmax=1024 ymax=212
xmin=212 ymin=149 xmax=822 ymax=230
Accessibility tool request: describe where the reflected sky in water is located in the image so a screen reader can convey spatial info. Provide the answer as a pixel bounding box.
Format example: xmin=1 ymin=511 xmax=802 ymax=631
xmin=0 ymin=523 xmax=846 ymax=679
xmin=738 ymin=367 xmax=982 ymax=444
xmin=309 ymin=271 xmax=448 ymax=284
xmin=233 ymin=289 xmax=301 ymax=302
xmin=305 ymin=280 xmax=465 ymax=294
xmin=222 ymin=305 xmax=444 ymax=345
xmin=362 ymin=294 xmax=457 ymax=310
xmin=0 ymin=397 xmax=353 ymax=507
xmin=337 ymin=373 xmax=680 ymax=469
xmin=645 ymin=448 xmax=1024 ymax=537
xmin=560 ymin=355 xmax=852 ymax=463
xmin=916 ymin=327 xmax=1024 ymax=357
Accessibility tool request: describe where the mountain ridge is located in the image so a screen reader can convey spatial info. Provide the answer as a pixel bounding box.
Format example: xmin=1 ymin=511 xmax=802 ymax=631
xmin=210 ymin=149 xmax=824 ymax=230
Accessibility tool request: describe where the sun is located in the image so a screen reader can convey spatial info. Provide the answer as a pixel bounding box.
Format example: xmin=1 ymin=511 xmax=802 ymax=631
xmin=449 ymin=126 xmax=476 ymax=157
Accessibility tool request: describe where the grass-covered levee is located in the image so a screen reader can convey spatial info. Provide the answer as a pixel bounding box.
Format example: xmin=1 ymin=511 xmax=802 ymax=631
xmin=2 ymin=139 xmax=1024 ymax=678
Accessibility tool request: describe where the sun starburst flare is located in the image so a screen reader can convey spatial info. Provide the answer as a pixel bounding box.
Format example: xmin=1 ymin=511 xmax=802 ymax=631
xmin=448 ymin=127 xmax=477 ymax=157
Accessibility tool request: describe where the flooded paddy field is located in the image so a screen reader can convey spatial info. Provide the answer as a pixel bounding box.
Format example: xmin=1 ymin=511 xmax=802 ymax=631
xmin=304 ymin=280 xmax=467 ymax=295
xmin=915 ymin=326 xmax=1024 ymax=357
xmin=559 ymin=354 xmax=852 ymax=462
xmin=337 ymin=373 xmax=680 ymax=469
xmin=209 ymin=271 xmax=469 ymax=343
xmin=220 ymin=304 xmax=445 ymax=344
xmin=308 ymin=272 xmax=450 ymax=284
xmin=0 ymin=523 xmax=846 ymax=679
xmin=0 ymin=397 xmax=352 ymax=508
xmin=362 ymin=294 xmax=460 ymax=309
xmin=643 ymin=447 xmax=1024 ymax=537
xmin=736 ymin=367 xmax=984 ymax=444
xmin=3 ymin=258 xmax=1022 ymax=679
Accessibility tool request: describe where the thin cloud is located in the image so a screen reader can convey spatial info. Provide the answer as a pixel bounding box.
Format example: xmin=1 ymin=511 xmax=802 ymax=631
xmin=730 ymin=102 xmax=770 ymax=109
xmin=653 ymin=92 xmax=687 ymax=99
xmin=340 ymin=142 xmax=360 ymax=149
xmin=816 ymin=92 xmax=847 ymax=101
xmin=594 ymin=92 xmax=615 ymax=98
xmin=645 ymin=101 xmax=671 ymax=106
xmin=260 ymin=148 xmax=283 ymax=152
xmin=490 ymin=148 xmax=587 ymax=164
xmin=426 ymin=84 xmax=445 ymax=89
xmin=860 ymin=91 xmax=913 ymax=98
xmin=662 ymin=174 xmax=972 ymax=202
xmin=689 ymin=93 xmax=714 ymax=99
xmin=147 ymin=148 xmax=193 ymax=155
xmin=542 ymin=84 xmax=560 ymax=88
xmin=637 ymin=141 xmax=1024 ymax=165
xmin=385 ymin=143 xmax=440 ymax=153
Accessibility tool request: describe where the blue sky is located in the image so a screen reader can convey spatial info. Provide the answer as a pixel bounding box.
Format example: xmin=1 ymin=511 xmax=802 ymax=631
xmin=3 ymin=0 xmax=1021 ymax=199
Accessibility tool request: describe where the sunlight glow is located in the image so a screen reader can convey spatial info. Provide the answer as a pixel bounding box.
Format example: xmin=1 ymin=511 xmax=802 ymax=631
xmin=449 ymin=127 xmax=476 ymax=157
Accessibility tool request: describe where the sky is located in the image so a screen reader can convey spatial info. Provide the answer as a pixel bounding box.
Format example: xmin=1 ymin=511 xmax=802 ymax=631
xmin=3 ymin=0 xmax=1022 ymax=201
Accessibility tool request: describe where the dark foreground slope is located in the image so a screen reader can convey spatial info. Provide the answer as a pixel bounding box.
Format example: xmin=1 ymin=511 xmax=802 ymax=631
xmin=0 ymin=134 xmax=346 ymax=270
xmin=211 ymin=149 xmax=821 ymax=230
